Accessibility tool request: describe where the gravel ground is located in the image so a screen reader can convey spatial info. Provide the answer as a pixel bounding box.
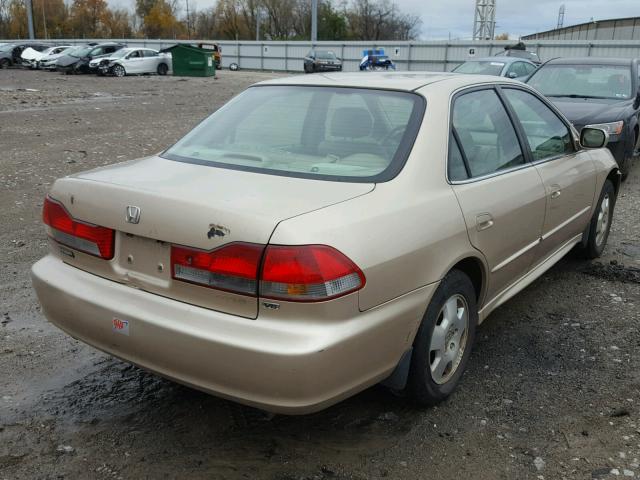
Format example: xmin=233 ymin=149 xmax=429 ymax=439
xmin=0 ymin=68 xmax=639 ymax=480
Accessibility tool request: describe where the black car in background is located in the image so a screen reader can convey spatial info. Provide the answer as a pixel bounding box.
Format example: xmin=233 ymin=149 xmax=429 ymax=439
xmin=0 ymin=42 xmax=50 ymax=68
xmin=303 ymin=49 xmax=342 ymax=73
xmin=56 ymin=42 xmax=126 ymax=74
xmin=527 ymin=57 xmax=640 ymax=178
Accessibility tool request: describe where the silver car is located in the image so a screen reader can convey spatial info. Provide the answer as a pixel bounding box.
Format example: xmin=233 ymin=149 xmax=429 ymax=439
xmin=89 ymin=48 xmax=172 ymax=77
xmin=453 ymin=56 xmax=538 ymax=81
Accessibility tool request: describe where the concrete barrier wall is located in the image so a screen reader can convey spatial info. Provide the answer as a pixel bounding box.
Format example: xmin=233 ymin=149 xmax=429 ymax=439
xmin=7 ymin=38 xmax=640 ymax=72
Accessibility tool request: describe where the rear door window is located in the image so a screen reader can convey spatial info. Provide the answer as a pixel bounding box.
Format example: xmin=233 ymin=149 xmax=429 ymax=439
xmin=448 ymin=132 xmax=469 ymax=181
xmin=452 ymin=88 xmax=525 ymax=178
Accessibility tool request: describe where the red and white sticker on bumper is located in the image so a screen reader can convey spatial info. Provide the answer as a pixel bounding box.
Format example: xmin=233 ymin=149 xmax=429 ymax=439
xmin=112 ymin=317 xmax=130 ymax=336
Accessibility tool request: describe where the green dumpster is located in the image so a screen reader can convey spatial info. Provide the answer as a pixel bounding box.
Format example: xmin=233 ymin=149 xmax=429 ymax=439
xmin=163 ymin=44 xmax=216 ymax=77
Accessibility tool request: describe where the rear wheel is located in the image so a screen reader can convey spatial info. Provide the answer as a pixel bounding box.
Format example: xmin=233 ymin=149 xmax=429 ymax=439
xmin=0 ymin=58 xmax=11 ymax=69
xmin=157 ymin=63 xmax=168 ymax=76
xmin=583 ymin=179 xmax=616 ymax=259
xmin=406 ymin=269 xmax=478 ymax=405
xmin=113 ymin=64 xmax=126 ymax=77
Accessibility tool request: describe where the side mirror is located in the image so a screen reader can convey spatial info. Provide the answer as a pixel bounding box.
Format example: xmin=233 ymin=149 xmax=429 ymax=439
xmin=580 ymin=127 xmax=608 ymax=149
xmin=633 ymin=87 xmax=640 ymax=110
xmin=507 ymin=71 xmax=518 ymax=79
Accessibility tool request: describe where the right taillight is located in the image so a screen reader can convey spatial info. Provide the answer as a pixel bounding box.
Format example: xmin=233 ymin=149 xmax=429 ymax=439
xmin=260 ymin=245 xmax=365 ymax=302
xmin=171 ymin=243 xmax=365 ymax=302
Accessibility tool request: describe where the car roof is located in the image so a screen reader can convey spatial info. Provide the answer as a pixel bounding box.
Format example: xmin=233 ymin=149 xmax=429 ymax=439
xmin=468 ymin=56 xmax=533 ymax=64
xmin=117 ymin=47 xmax=155 ymax=53
xmin=256 ymin=71 xmax=525 ymax=92
xmin=545 ymin=57 xmax=634 ymax=66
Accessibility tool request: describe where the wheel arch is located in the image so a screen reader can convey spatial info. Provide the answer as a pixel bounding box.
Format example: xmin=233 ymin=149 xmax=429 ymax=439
xmin=448 ymin=255 xmax=487 ymax=307
xmin=607 ymin=168 xmax=622 ymax=196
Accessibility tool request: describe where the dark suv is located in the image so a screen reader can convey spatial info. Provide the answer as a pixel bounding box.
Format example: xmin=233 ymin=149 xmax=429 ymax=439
xmin=56 ymin=43 xmax=126 ymax=74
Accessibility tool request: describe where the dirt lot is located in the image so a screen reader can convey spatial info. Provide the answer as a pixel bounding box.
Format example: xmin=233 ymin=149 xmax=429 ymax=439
xmin=0 ymin=68 xmax=639 ymax=480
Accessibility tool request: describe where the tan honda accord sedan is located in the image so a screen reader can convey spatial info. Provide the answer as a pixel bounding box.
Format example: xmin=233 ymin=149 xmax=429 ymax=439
xmin=32 ymin=72 xmax=620 ymax=414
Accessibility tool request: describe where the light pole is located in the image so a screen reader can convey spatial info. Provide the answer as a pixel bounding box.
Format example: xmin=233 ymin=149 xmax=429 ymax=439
xmin=311 ymin=0 xmax=318 ymax=42
xmin=256 ymin=10 xmax=261 ymax=41
xmin=25 ymin=0 xmax=35 ymax=39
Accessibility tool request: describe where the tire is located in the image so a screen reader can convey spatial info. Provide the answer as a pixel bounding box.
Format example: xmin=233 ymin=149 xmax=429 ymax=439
xmin=157 ymin=63 xmax=168 ymax=76
xmin=113 ymin=64 xmax=126 ymax=77
xmin=622 ymin=129 xmax=640 ymax=182
xmin=620 ymin=155 xmax=631 ymax=182
xmin=406 ymin=269 xmax=478 ymax=406
xmin=0 ymin=58 xmax=10 ymax=69
xmin=583 ymin=179 xmax=616 ymax=259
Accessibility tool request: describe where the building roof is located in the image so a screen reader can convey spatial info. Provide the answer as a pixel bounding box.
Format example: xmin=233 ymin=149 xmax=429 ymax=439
xmin=523 ymin=16 xmax=640 ymax=39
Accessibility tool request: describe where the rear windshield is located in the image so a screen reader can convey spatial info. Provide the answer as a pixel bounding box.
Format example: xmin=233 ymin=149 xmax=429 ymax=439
xmin=316 ymin=51 xmax=337 ymax=59
xmin=528 ymin=64 xmax=633 ymax=99
xmin=454 ymin=61 xmax=505 ymax=75
xmin=163 ymin=86 xmax=425 ymax=182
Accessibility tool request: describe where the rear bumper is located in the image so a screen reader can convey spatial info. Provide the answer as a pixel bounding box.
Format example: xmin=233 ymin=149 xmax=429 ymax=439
xmin=32 ymin=255 xmax=433 ymax=414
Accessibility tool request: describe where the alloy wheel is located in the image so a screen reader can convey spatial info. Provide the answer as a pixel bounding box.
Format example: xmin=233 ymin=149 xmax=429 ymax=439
xmin=595 ymin=193 xmax=610 ymax=247
xmin=429 ymin=294 xmax=469 ymax=385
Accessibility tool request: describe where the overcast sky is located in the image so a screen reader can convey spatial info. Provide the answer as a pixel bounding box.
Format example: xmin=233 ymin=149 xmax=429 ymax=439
xmin=108 ymin=0 xmax=640 ymax=40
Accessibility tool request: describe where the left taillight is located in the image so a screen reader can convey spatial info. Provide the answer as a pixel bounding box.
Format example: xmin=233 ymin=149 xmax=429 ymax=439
xmin=171 ymin=242 xmax=263 ymax=296
xmin=42 ymin=196 xmax=115 ymax=259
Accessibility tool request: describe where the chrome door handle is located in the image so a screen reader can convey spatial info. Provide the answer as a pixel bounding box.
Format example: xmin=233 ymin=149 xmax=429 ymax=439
xmin=476 ymin=213 xmax=494 ymax=231
xmin=551 ymin=190 xmax=562 ymax=199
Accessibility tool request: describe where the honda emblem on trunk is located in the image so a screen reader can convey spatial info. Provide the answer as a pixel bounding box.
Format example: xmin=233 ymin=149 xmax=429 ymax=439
xmin=125 ymin=206 xmax=141 ymax=224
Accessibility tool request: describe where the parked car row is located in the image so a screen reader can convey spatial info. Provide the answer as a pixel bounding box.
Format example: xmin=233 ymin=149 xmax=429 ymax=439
xmin=0 ymin=41 xmax=172 ymax=77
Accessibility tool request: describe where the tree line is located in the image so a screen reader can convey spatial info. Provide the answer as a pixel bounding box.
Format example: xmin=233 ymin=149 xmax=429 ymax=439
xmin=0 ymin=0 xmax=421 ymax=41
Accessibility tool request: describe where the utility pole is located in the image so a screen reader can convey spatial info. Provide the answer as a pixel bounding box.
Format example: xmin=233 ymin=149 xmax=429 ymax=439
xmin=256 ymin=10 xmax=260 ymax=41
xmin=186 ymin=0 xmax=191 ymax=39
xmin=42 ymin=0 xmax=48 ymax=39
xmin=25 ymin=0 xmax=35 ymax=39
xmin=311 ymin=0 xmax=318 ymax=42
xmin=472 ymin=0 xmax=496 ymax=41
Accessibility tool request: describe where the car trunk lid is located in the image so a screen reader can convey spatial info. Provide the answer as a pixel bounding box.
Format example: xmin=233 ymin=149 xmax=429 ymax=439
xmin=46 ymin=155 xmax=374 ymax=318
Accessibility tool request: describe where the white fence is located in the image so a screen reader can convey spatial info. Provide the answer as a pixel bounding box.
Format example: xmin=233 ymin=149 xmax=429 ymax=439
xmin=8 ymin=39 xmax=640 ymax=72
